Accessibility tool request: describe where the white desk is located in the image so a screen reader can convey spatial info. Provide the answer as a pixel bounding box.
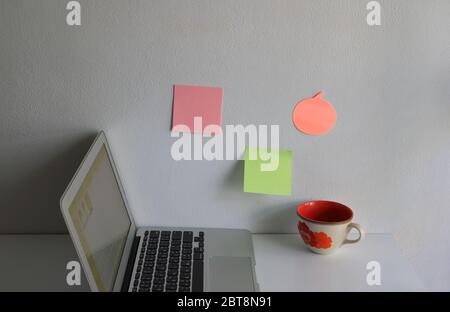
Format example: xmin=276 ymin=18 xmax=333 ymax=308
xmin=253 ymin=234 xmax=423 ymax=291
xmin=0 ymin=234 xmax=423 ymax=292
xmin=0 ymin=235 xmax=89 ymax=292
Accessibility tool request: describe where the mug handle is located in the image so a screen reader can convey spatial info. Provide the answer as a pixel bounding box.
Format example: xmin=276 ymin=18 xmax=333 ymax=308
xmin=343 ymin=223 xmax=365 ymax=245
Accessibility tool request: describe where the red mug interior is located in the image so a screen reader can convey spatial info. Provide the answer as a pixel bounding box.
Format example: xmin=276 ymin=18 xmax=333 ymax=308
xmin=297 ymin=201 xmax=353 ymax=224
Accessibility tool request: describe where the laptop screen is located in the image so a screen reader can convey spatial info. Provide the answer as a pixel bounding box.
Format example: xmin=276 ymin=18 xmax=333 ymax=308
xmin=68 ymin=145 xmax=131 ymax=291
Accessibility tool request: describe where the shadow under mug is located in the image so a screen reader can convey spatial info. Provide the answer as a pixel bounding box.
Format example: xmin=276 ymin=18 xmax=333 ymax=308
xmin=296 ymin=200 xmax=364 ymax=255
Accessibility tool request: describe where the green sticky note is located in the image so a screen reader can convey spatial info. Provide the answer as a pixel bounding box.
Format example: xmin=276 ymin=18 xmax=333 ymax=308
xmin=243 ymin=148 xmax=292 ymax=196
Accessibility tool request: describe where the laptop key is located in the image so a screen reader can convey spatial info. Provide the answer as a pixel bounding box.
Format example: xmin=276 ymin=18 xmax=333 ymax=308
xmin=182 ymin=249 xmax=192 ymax=255
xmin=199 ymin=231 xmax=204 ymax=237
xmin=181 ymin=254 xmax=192 ymax=261
xmin=153 ymin=278 xmax=164 ymax=285
xmin=157 ymin=259 xmax=167 ymax=265
xmin=192 ymin=260 xmax=204 ymax=292
xmin=194 ymin=253 xmax=203 ymax=261
xmin=167 ymin=276 xmax=178 ymax=283
xmin=156 ymin=264 xmax=166 ymax=271
xmin=172 ymin=231 xmax=182 ymax=240
xmin=180 ymin=266 xmax=191 ymax=274
xmin=179 ymin=287 xmax=191 ymax=292
xmin=167 ymin=269 xmax=178 ymax=276
xmin=144 ymin=262 xmax=154 ymax=267
xmin=183 ymin=231 xmax=193 ymax=243
xmin=154 ymin=271 xmax=165 ymax=278
xmin=180 ymin=280 xmax=190 ymax=287
xmin=181 ymin=260 xmax=191 ymax=267
xmin=150 ymin=231 xmax=160 ymax=237
xmin=194 ymin=247 xmax=204 ymax=253
xmin=180 ymin=273 xmax=190 ymax=280
xmin=158 ymin=252 xmax=168 ymax=257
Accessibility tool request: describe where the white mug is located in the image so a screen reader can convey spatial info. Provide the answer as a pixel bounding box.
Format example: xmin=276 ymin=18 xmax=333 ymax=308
xmin=297 ymin=200 xmax=364 ymax=255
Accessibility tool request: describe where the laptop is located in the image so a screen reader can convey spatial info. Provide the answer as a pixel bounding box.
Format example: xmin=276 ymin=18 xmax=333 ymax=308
xmin=60 ymin=132 xmax=258 ymax=292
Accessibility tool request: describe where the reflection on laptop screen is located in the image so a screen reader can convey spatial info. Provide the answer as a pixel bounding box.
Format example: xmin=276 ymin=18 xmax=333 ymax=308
xmin=68 ymin=145 xmax=131 ymax=291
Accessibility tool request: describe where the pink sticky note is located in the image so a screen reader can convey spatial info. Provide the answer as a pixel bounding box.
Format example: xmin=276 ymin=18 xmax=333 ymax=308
xmin=172 ymin=85 xmax=223 ymax=135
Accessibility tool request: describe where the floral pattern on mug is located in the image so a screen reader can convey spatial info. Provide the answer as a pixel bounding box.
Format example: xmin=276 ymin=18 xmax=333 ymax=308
xmin=298 ymin=221 xmax=332 ymax=249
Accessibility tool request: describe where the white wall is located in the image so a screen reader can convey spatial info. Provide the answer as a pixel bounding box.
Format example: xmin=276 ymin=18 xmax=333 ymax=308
xmin=1 ymin=0 xmax=449 ymax=290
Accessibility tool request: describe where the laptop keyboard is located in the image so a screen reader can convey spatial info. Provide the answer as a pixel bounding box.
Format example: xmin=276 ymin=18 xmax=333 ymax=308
xmin=131 ymin=230 xmax=204 ymax=292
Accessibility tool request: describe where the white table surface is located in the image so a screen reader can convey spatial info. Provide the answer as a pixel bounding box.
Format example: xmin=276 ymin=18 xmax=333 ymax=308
xmin=0 ymin=234 xmax=423 ymax=292
xmin=0 ymin=234 xmax=89 ymax=292
xmin=253 ymin=234 xmax=424 ymax=291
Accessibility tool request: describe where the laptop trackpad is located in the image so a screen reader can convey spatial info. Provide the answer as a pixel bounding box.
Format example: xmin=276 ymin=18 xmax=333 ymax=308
xmin=208 ymin=257 xmax=255 ymax=292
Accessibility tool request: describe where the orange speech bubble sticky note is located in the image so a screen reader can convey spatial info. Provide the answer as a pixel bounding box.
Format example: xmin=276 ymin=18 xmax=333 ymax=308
xmin=292 ymin=91 xmax=336 ymax=135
